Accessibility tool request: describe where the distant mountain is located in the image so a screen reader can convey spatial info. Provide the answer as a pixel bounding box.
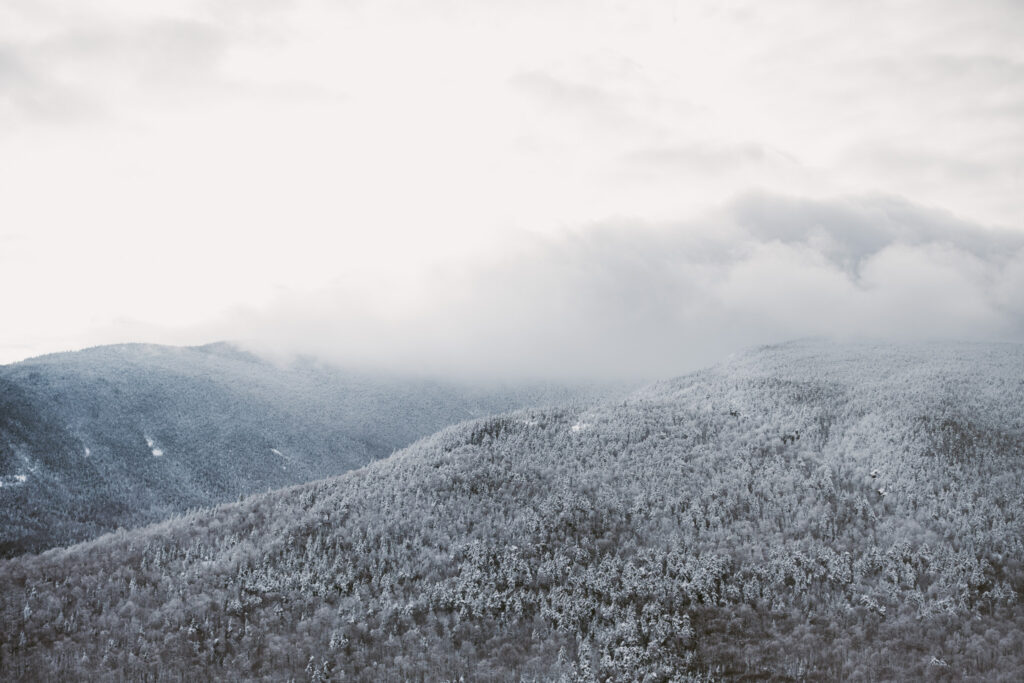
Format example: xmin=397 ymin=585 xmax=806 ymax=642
xmin=0 ymin=342 xmax=619 ymax=557
xmin=2 ymin=340 xmax=1022 ymax=680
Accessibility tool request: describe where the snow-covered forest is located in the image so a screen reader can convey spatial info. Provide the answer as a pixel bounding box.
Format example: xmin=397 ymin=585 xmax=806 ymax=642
xmin=0 ymin=342 xmax=615 ymax=557
xmin=4 ymin=0 xmax=1023 ymax=678
xmin=2 ymin=340 xmax=1022 ymax=680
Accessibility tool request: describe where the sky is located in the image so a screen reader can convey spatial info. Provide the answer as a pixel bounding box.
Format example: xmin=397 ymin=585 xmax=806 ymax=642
xmin=1 ymin=0 xmax=1023 ymax=378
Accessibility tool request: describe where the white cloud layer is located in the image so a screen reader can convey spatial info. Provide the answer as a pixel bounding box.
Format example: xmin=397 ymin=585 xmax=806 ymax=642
xmin=1 ymin=0 xmax=1023 ymax=371
xmin=204 ymin=193 xmax=1024 ymax=380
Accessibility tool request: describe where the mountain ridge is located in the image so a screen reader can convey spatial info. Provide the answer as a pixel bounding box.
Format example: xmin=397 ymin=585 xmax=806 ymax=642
xmin=0 ymin=341 xmax=622 ymax=557
xmin=2 ymin=340 xmax=1022 ymax=679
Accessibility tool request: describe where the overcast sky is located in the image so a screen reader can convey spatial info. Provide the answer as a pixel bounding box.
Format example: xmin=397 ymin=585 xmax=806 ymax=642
xmin=2 ymin=0 xmax=1023 ymax=377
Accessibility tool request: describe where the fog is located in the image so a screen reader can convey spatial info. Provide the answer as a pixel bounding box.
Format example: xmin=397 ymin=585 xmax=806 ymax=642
xmin=2 ymin=0 xmax=1023 ymax=375
xmin=198 ymin=193 xmax=1024 ymax=380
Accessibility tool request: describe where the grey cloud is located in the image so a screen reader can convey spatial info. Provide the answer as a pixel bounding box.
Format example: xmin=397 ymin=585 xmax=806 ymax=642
xmin=138 ymin=20 xmax=227 ymax=84
xmin=730 ymin=193 xmax=1023 ymax=276
xmin=886 ymin=54 xmax=1024 ymax=92
xmin=507 ymin=68 xmax=683 ymax=134
xmin=0 ymin=8 xmax=313 ymax=130
xmin=0 ymin=47 xmax=30 ymax=86
xmin=38 ymin=19 xmax=229 ymax=88
xmin=935 ymin=55 xmax=1024 ymax=83
xmin=844 ymin=145 xmax=999 ymax=183
xmin=212 ymin=193 xmax=1024 ymax=381
xmin=0 ymin=18 xmax=227 ymax=130
xmin=0 ymin=44 xmax=96 ymax=125
xmin=855 ymin=53 xmax=1024 ymax=132
xmin=141 ymin=20 xmax=228 ymax=89
xmin=509 ymin=70 xmax=629 ymax=122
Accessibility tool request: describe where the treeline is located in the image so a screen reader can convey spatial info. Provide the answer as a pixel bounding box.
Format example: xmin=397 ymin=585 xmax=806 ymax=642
xmin=0 ymin=341 xmax=1022 ymax=680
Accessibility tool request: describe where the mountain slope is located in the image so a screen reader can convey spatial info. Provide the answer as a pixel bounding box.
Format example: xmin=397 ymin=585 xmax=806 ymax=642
xmin=0 ymin=342 xmax=614 ymax=557
xmin=2 ymin=340 xmax=1022 ymax=680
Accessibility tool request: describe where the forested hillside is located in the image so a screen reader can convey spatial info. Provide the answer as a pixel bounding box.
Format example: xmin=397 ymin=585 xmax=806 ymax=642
xmin=0 ymin=342 xmax=611 ymax=557
xmin=1 ymin=340 xmax=1022 ymax=680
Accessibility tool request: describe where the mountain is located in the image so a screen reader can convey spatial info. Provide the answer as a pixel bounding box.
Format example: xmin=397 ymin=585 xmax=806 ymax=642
xmin=2 ymin=340 xmax=1023 ymax=680
xmin=0 ymin=342 xmax=618 ymax=558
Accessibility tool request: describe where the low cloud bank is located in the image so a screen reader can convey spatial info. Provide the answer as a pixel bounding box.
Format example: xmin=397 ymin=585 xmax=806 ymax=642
xmin=210 ymin=193 xmax=1024 ymax=380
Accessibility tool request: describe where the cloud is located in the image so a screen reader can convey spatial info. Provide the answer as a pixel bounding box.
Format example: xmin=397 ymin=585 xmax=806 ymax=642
xmin=0 ymin=43 xmax=97 ymax=124
xmin=200 ymin=193 xmax=1024 ymax=381
xmin=2 ymin=0 xmax=1024 ymax=367
xmin=510 ymin=71 xmax=620 ymax=112
xmin=729 ymin=193 xmax=1023 ymax=277
xmin=620 ymin=143 xmax=798 ymax=177
xmin=51 ymin=19 xmax=229 ymax=86
xmin=0 ymin=3 xmax=317 ymax=133
xmin=507 ymin=68 xmax=653 ymax=140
